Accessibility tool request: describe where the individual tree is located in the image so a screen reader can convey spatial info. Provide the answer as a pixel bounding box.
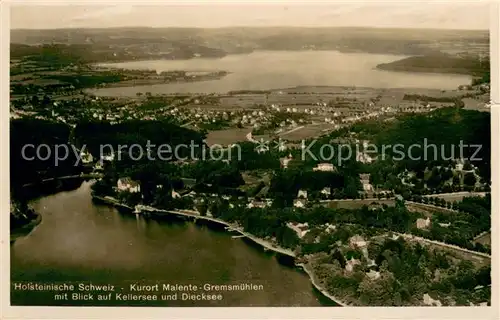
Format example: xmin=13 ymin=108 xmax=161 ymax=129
xmin=197 ymin=202 xmax=208 ymax=216
xmin=464 ymin=172 xmax=477 ymax=186
xmin=31 ymin=95 xmax=40 ymax=105
xmin=463 ymin=161 xmax=473 ymax=171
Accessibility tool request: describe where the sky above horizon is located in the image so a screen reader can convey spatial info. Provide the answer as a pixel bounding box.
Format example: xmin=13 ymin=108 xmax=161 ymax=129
xmin=10 ymin=1 xmax=491 ymax=30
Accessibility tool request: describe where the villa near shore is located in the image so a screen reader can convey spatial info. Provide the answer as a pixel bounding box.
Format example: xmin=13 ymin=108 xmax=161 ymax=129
xmin=313 ymin=163 xmax=336 ymax=172
xmin=117 ymin=177 xmax=141 ymax=193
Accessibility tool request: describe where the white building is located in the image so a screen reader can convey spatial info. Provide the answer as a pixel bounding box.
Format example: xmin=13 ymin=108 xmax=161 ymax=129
xmin=171 ymin=190 xmax=181 ymax=199
xmin=247 ymin=200 xmax=268 ymax=209
xmin=293 ymin=199 xmax=307 ymax=208
xmin=286 ymin=222 xmax=310 ymax=238
xmin=325 ymin=223 xmax=336 ymax=233
xmin=94 ymin=161 xmax=103 ymax=171
xmin=366 ymin=270 xmax=381 ymax=280
xmin=423 ymin=293 xmax=442 ymax=307
xmin=416 ymin=217 xmax=431 ymax=229
xmin=297 ymin=189 xmax=308 ymax=199
xmin=102 ymin=152 xmax=115 ymax=162
xmin=321 ymin=187 xmax=331 ymax=196
xmin=313 ymin=163 xmax=335 ymax=172
xmin=455 ymin=158 xmax=465 ymax=171
xmin=117 ymin=177 xmax=141 ymax=193
xmin=280 ymin=154 xmax=293 ymax=169
xmin=356 ymin=151 xmax=373 ymax=164
xmin=349 ymin=235 xmax=367 ymax=248
xmin=80 ymin=150 xmax=93 ymax=164
xmin=359 ymin=174 xmax=373 ymax=193
xmin=183 ymin=191 xmax=197 ymax=198
xmin=345 ymin=258 xmax=361 ymax=272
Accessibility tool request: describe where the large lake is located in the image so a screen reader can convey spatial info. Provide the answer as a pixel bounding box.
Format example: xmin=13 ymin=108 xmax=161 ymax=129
xmin=92 ymin=51 xmax=471 ymax=96
xmin=10 ymin=181 xmax=331 ymax=307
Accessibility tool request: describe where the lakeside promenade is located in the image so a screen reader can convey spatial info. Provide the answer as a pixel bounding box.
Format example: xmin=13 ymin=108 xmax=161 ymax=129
xmin=138 ymin=204 xmax=297 ymax=258
xmin=92 ymin=196 xmax=296 ymax=258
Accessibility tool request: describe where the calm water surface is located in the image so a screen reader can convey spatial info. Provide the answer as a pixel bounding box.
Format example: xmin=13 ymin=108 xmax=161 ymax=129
xmin=92 ymin=51 xmax=471 ymax=96
xmin=11 ymin=182 xmax=329 ymax=306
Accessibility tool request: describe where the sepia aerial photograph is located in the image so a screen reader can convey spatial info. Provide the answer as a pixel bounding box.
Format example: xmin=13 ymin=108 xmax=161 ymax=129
xmin=7 ymin=1 xmax=492 ymax=308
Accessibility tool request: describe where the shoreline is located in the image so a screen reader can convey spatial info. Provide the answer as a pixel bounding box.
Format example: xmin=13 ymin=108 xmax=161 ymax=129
xmin=92 ymin=196 xmax=294 ymax=256
xmin=92 ymin=194 xmax=348 ymax=307
xmin=88 ymin=83 xmax=477 ymax=98
xmin=10 ymin=212 xmax=42 ymax=244
xmin=91 ymin=64 xmax=230 ymax=89
xmin=296 ymin=263 xmax=349 ymax=307
xmin=93 ymin=72 xmax=230 ymax=90
xmin=140 ymin=205 xmax=296 ymax=258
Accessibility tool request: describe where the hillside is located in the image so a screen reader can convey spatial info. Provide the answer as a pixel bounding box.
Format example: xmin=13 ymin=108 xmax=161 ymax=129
xmin=73 ymin=119 xmax=205 ymax=160
xmin=352 ymin=107 xmax=491 ymax=181
xmin=11 ymin=27 xmax=489 ymax=62
xmin=376 ymin=54 xmax=489 ymax=76
xmin=10 ymin=118 xmax=82 ymax=192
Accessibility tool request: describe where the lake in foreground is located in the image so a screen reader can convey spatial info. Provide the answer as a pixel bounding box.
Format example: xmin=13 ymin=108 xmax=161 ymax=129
xmin=92 ymin=50 xmax=471 ymax=96
xmin=10 ymin=182 xmax=331 ymax=307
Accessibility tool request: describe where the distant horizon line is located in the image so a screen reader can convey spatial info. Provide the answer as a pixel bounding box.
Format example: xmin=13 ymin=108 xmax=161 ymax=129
xmin=11 ymin=25 xmax=489 ymax=32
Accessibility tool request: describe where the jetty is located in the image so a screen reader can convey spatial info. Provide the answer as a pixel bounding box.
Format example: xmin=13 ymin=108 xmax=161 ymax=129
xmin=92 ymin=195 xmax=134 ymax=211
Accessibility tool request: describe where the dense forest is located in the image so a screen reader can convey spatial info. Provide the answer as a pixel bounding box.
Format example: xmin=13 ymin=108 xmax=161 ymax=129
xmin=10 ymin=43 xmax=226 ymax=67
xmin=311 ymin=234 xmax=490 ymax=306
xmin=351 ymin=107 xmax=491 ymax=183
xmin=73 ymin=119 xmax=205 ymax=158
xmin=376 ymin=53 xmax=490 ymax=77
xmin=12 ymin=26 xmax=488 ymax=56
xmin=10 ymin=118 xmax=82 ymax=193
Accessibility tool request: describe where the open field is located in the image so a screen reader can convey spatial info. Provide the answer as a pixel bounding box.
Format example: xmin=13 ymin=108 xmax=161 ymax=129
xmin=406 ymin=203 xmax=441 ymax=218
xmin=242 ymin=170 xmax=272 ymax=185
xmin=473 ymin=232 xmax=491 ymax=246
xmin=423 ymin=191 xmax=487 ymax=202
xmin=279 ymin=123 xmax=335 ymax=141
xmin=219 ymin=95 xmax=267 ymax=108
xmin=323 ymin=199 xmax=395 ymax=209
xmin=180 ymin=103 xmax=235 ymax=110
xmin=399 ymin=234 xmax=491 ymax=267
xmin=406 ymin=202 xmax=456 ymax=218
xmin=462 ymin=97 xmax=490 ymax=111
xmin=205 ymin=127 xmax=250 ymax=146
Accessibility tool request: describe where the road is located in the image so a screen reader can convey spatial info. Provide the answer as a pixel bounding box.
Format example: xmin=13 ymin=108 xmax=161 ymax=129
xmin=394 ymin=232 xmax=491 ymax=258
xmin=278 ymin=125 xmax=305 ymax=137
